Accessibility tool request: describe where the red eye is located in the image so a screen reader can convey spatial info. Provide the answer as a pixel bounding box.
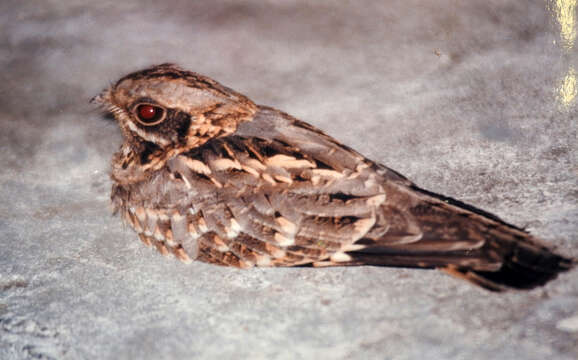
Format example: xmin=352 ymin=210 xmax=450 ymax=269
xmin=135 ymin=104 xmax=165 ymax=125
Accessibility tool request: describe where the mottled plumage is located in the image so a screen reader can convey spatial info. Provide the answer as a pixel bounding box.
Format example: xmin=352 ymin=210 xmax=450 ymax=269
xmin=93 ymin=63 xmax=574 ymax=291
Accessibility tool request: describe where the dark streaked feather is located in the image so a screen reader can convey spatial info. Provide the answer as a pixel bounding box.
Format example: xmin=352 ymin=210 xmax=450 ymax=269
xmin=102 ymin=64 xmax=575 ymax=291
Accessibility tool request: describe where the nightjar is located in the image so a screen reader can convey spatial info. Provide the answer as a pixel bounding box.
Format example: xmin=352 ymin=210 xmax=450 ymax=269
xmin=92 ymin=63 xmax=574 ymax=291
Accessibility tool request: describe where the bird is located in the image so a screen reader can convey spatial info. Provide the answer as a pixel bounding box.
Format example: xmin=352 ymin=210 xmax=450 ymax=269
xmin=92 ymin=63 xmax=574 ymax=291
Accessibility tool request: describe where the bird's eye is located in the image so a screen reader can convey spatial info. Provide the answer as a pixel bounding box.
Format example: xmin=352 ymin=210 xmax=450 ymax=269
xmin=135 ymin=104 xmax=165 ymax=125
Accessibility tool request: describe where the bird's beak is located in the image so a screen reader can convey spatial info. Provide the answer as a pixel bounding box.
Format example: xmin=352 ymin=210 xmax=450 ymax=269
xmin=90 ymin=88 xmax=111 ymax=106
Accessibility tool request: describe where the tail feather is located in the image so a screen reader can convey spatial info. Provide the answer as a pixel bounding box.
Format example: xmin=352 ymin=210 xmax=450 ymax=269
xmin=465 ymin=242 xmax=574 ymax=290
xmin=344 ymin=185 xmax=575 ymax=291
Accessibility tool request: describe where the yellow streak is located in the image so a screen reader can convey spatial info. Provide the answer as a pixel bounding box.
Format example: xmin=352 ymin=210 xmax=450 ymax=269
xmin=554 ymin=0 xmax=577 ymax=49
xmin=558 ymin=66 xmax=577 ymax=107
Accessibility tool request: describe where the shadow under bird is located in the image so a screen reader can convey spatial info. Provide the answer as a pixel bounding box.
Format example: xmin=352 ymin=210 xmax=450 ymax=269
xmin=92 ymin=64 xmax=575 ymax=291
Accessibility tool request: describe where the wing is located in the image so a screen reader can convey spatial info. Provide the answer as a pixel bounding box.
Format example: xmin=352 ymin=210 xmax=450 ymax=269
xmin=115 ymin=106 xmax=573 ymax=290
xmin=114 ymin=106 xmax=418 ymax=266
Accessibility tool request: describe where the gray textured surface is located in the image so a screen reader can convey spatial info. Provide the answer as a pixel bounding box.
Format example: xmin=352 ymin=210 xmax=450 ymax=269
xmin=1 ymin=1 xmax=577 ymax=359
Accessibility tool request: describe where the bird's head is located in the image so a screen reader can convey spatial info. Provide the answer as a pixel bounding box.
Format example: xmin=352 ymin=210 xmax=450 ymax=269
xmin=92 ymin=63 xmax=257 ymax=157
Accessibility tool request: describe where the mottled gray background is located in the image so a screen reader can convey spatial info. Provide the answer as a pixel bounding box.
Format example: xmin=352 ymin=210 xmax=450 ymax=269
xmin=1 ymin=1 xmax=577 ymax=359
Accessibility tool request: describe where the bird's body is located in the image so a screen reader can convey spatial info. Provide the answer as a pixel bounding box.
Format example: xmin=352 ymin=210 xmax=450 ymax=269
xmin=94 ymin=64 xmax=574 ymax=291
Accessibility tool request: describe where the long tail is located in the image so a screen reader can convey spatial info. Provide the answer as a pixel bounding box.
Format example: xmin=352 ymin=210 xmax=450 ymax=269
xmin=342 ymin=185 xmax=575 ymax=291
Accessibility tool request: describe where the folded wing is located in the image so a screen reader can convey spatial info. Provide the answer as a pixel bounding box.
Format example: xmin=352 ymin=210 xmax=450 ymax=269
xmin=117 ymin=106 xmax=573 ymax=291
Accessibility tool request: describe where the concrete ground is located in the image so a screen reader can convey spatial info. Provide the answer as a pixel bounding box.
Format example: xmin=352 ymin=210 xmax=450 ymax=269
xmin=1 ymin=1 xmax=577 ymax=359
